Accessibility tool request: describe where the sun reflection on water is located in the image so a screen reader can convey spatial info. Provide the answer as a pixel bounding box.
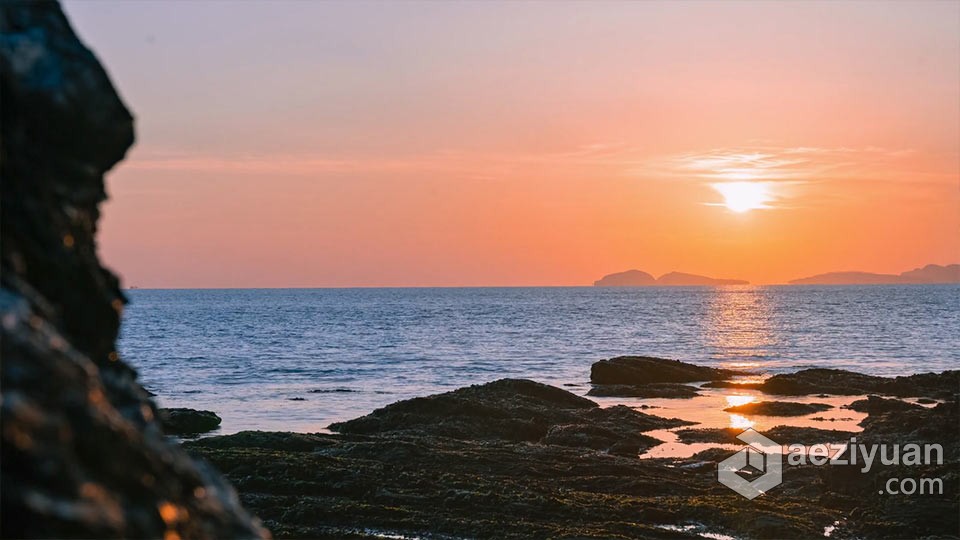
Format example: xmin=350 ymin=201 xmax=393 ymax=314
xmin=705 ymin=287 xmax=778 ymax=369
xmin=729 ymin=413 xmax=754 ymax=429
xmin=724 ymin=394 xmax=755 ymax=407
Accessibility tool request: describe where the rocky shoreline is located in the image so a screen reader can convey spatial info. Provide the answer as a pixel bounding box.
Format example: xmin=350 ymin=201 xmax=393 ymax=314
xmin=185 ymin=358 xmax=958 ymax=539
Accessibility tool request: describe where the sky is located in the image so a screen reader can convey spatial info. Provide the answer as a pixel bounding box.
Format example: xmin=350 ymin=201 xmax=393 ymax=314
xmin=64 ymin=0 xmax=959 ymax=287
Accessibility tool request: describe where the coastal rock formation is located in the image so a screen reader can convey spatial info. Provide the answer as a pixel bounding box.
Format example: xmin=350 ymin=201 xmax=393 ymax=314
xmin=0 ymin=2 xmax=267 ymax=538
xmin=159 ymin=408 xmax=223 ymax=435
xmin=722 ymin=401 xmax=832 ymax=417
xmin=587 ymin=382 xmax=701 ymax=399
xmin=789 ymin=263 xmax=960 ymax=285
xmin=186 ymin=370 xmax=958 ymax=539
xmin=594 ymin=269 xmax=748 ymax=286
xmin=590 ymin=356 xmax=741 ymax=385
xmin=330 ymin=378 xmax=689 ymax=453
xmin=757 ymin=368 xmax=959 ymax=399
xmin=844 ymin=395 xmax=925 ymax=414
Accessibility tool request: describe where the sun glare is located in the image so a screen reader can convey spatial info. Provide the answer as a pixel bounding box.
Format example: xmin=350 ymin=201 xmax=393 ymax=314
xmin=712 ymin=182 xmax=772 ymax=213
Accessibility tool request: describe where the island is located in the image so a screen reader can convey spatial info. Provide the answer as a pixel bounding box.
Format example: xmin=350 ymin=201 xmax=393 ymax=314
xmin=790 ymin=263 xmax=960 ymax=285
xmin=594 ymin=269 xmax=748 ymax=286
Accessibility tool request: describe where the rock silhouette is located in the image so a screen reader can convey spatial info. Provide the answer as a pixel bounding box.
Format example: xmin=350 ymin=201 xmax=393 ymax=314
xmin=0 ymin=2 xmax=268 ymax=537
xmin=594 ymin=270 xmax=748 ymax=286
xmin=789 ymin=263 xmax=960 ymax=285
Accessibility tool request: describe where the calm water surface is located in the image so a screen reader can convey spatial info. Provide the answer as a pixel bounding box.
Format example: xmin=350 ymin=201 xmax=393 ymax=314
xmin=119 ymin=285 xmax=959 ymax=434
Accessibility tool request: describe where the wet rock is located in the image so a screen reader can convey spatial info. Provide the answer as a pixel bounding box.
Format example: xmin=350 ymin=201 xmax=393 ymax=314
xmin=587 ymin=382 xmax=700 ymax=398
xmin=590 ymin=356 xmax=742 ymax=385
xmin=0 ymin=3 xmax=267 ymax=537
xmin=675 ymin=427 xmax=743 ymax=444
xmin=758 ymin=369 xmax=886 ymax=395
xmin=158 ymin=408 xmax=222 ymax=435
xmin=822 ymin=397 xmax=959 ymax=538
xmin=330 ymin=379 xmax=690 ymax=453
xmin=844 ymin=395 xmax=924 ymax=414
xmin=723 ymin=400 xmax=832 ymax=416
xmin=187 ymin=429 xmax=832 ymax=539
xmin=700 ymin=380 xmax=763 ymax=390
xmin=763 ymin=426 xmax=857 ymax=445
xmin=756 ymin=368 xmax=959 ymax=399
xmin=186 ymin=374 xmax=956 ymax=539
xmin=676 ymin=426 xmax=856 ymax=445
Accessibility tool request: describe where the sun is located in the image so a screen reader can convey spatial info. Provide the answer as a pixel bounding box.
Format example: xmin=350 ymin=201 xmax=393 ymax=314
xmin=711 ymin=182 xmax=771 ymax=213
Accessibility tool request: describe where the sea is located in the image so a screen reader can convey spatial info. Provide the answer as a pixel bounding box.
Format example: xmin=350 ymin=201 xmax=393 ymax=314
xmin=119 ymin=285 xmax=959 ymax=436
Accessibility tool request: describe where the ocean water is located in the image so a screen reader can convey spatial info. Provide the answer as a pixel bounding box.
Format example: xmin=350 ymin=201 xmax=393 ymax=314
xmin=119 ymin=285 xmax=959 ymax=435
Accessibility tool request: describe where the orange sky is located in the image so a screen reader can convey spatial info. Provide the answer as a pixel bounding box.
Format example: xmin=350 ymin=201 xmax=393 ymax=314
xmin=65 ymin=1 xmax=959 ymax=287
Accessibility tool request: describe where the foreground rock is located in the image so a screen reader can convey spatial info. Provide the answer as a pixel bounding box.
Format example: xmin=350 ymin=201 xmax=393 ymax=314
xmin=331 ymin=378 xmax=690 ymax=454
xmin=187 ymin=374 xmax=958 ymax=539
xmin=159 ymin=408 xmax=223 ymax=435
xmin=0 ymin=3 xmax=267 ymax=537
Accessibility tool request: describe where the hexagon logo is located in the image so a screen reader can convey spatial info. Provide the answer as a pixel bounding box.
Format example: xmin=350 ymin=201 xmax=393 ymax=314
xmin=717 ymin=428 xmax=782 ymax=499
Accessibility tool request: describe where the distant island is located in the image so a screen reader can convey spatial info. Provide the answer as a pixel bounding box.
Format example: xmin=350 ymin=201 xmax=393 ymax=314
xmin=594 ymin=269 xmax=748 ymax=287
xmin=789 ymin=263 xmax=960 ymax=285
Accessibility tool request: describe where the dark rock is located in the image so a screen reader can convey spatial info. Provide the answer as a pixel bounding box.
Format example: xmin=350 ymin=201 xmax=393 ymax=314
xmin=675 ymin=427 xmax=743 ymax=444
xmin=916 ymin=397 xmax=937 ymax=405
xmin=762 ymin=426 xmax=857 ymax=445
xmin=158 ymin=408 xmax=222 ymax=435
xmin=723 ymin=401 xmax=832 ymax=417
xmin=700 ymin=380 xmax=764 ymax=390
xmin=184 ymin=374 xmax=957 ymax=540
xmin=758 ymin=369 xmax=886 ymax=395
xmin=676 ymin=426 xmax=856 ymax=445
xmin=590 ymin=356 xmax=742 ymax=385
xmin=330 ymin=378 xmax=690 ymax=453
xmin=187 ymin=429 xmax=832 ymax=539
xmin=0 ymin=3 xmax=267 ymax=538
xmin=587 ymin=382 xmax=700 ymax=398
xmin=756 ymin=368 xmax=959 ymax=399
xmin=844 ymin=395 xmax=924 ymax=414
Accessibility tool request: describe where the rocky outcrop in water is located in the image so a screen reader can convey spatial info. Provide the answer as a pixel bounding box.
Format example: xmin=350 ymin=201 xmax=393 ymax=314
xmin=722 ymin=400 xmax=832 ymax=417
xmin=702 ymin=368 xmax=959 ymax=400
xmin=0 ymin=2 xmax=267 ymax=537
xmin=330 ymin=378 xmax=690 ymax=454
xmin=591 ymin=356 xmax=742 ymax=384
xmin=159 ymin=408 xmax=223 ymax=436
